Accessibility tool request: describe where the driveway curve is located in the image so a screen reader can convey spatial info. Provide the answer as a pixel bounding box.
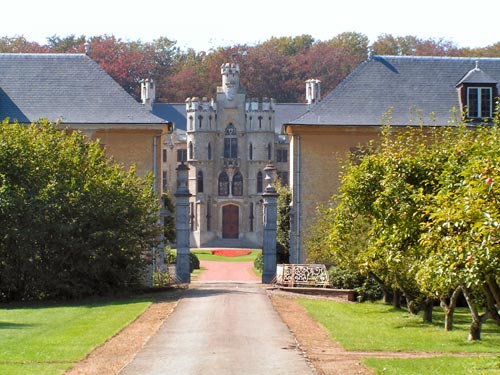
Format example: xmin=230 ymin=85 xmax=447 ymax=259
xmin=119 ymin=281 xmax=316 ymax=375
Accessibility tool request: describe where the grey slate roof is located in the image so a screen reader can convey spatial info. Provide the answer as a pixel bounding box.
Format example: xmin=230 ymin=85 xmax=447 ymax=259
xmin=153 ymin=102 xmax=307 ymax=134
xmin=289 ymin=56 xmax=500 ymax=127
xmin=0 ymin=53 xmax=166 ymax=125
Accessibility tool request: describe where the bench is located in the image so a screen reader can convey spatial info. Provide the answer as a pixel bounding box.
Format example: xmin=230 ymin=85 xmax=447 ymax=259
xmin=275 ymin=264 xmax=330 ymax=288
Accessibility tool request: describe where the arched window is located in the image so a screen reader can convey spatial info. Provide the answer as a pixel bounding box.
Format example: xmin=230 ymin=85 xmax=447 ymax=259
xmin=208 ymin=143 xmax=212 ymax=160
xmin=232 ymin=172 xmax=243 ymax=196
xmin=218 ymin=172 xmax=229 ymax=196
xmin=249 ymin=143 xmax=253 ymax=160
xmin=257 ymin=171 xmax=263 ymax=193
xmin=224 ymin=124 xmax=237 ymax=158
xmin=188 ymin=141 xmax=194 ymax=160
xmin=267 ymin=143 xmax=272 ymax=161
xmin=198 ymin=115 xmax=203 ymax=128
xmin=197 ymin=171 xmax=204 ymax=193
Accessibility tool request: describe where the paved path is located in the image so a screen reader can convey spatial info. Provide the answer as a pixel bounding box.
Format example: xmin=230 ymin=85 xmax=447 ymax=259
xmin=195 ymin=260 xmax=261 ymax=282
xmin=119 ymin=281 xmax=316 ymax=375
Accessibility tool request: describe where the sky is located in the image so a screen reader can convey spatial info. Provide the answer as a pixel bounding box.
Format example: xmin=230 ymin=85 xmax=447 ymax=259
xmin=3 ymin=0 xmax=499 ymax=51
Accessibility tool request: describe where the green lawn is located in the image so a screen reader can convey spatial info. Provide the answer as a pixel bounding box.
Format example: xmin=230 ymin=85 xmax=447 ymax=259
xmin=0 ymin=291 xmax=179 ymax=375
xmin=300 ymin=299 xmax=500 ymax=375
xmin=191 ymin=249 xmax=261 ymax=262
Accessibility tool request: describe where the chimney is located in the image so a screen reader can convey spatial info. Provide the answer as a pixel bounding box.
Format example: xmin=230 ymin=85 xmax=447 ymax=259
xmin=140 ymin=78 xmax=156 ymax=111
xmin=306 ymin=79 xmax=321 ymax=105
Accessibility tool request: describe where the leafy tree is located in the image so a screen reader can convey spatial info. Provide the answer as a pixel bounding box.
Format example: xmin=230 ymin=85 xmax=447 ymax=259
xmin=275 ymin=181 xmax=291 ymax=263
xmin=0 ymin=120 xmax=160 ymax=301
xmin=47 ymin=34 xmax=86 ymax=53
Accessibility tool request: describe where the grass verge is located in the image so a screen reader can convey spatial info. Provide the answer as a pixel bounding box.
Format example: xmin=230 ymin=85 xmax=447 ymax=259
xmin=299 ymin=299 xmax=500 ymax=375
xmin=192 ymin=249 xmax=261 ymax=262
xmin=0 ymin=291 xmax=179 ymax=375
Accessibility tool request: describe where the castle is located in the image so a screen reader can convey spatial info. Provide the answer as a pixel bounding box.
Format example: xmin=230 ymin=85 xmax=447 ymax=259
xmin=151 ymin=63 xmax=317 ymax=248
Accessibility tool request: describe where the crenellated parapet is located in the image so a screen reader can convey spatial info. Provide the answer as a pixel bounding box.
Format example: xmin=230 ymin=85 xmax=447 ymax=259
xmin=185 ymin=97 xmax=217 ymax=131
xmin=245 ymin=97 xmax=276 ymax=131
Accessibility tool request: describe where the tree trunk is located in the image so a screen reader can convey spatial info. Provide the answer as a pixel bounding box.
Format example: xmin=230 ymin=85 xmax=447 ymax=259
xmin=461 ymin=284 xmax=490 ymax=341
xmin=393 ymin=289 xmax=402 ymax=309
xmin=440 ymin=286 xmax=462 ymax=331
xmin=422 ymin=299 xmax=434 ymax=323
xmin=468 ymin=319 xmax=482 ymax=341
xmin=482 ymin=282 xmax=500 ymax=325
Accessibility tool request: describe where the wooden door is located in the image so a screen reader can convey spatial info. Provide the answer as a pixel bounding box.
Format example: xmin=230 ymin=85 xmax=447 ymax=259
xmin=222 ymin=205 xmax=239 ymax=239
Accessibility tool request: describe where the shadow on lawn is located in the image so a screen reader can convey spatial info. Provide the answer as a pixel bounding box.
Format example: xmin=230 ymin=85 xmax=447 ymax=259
xmin=0 ymin=321 xmax=35 ymax=329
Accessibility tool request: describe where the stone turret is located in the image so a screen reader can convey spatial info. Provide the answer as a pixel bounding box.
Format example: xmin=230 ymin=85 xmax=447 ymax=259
xmin=245 ymin=97 xmax=276 ymax=131
xmin=185 ymin=97 xmax=217 ymax=131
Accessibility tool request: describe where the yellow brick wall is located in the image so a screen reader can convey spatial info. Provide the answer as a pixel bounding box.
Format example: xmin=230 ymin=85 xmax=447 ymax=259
xmin=92 ymin=128 xmax=163 ymax=192
xmin=287 ymin=125 xmax=380 ymax=262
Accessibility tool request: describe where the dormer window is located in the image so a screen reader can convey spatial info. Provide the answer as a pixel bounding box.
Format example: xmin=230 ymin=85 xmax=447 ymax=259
xmin=467 ymin=87 xmax=492 ymax=118
xmin=457 ymin=60 xmax=498 ymax=121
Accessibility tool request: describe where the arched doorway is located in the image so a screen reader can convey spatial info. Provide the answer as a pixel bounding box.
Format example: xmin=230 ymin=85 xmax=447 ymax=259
xmin=222 ymin=204 xmax=239 ymax=239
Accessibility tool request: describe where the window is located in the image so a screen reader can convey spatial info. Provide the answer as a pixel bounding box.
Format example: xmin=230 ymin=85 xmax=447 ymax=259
xmin=197 ymin=171 xmax=204 ymax=193
xmin=208 ymin=143 xmax=212 ymax=160
xmin=276 ymin=149 xmax=288 ymax=163
xmin=162 ymin=148 xmax=167 ymax=163
xmin=224 ymin=124 xmax=238 ymax=158
xmin=198 ymin=115 xmax=203 ymax=128
xmin=467 ymin=87 xmax=492 ymax=118
xmin=232 ymin=172 xmax=243 ymax=196
xmin=267 ymin=143 xmax=272 ymax=161
xmin=257 ymin=171 xmax=263 ymax=193
xmin=177 ymin=149 xmax=187 ymax=162
xmin=162 ymin=171 xmax=167 ymax=190
xmin=218 ymin=172 xmax=229 ymax=196
xmin=188 ymin=142 xmax=194 ymax=159
xmin=249 ymin=143 xmax=253 ymax=160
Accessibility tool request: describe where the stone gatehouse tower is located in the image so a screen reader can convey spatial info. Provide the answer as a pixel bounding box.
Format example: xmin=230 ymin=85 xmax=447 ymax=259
xmin=184 ymin=62 xmax=278 ymax=247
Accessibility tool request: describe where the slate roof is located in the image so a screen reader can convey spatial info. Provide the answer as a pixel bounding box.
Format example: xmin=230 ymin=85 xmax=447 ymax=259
xmin=0 ymin=53 xmax=166 ymax=125
xmin=153 ymin=102 xmax=307 ymax=134
xmin=289 ymin=56 xmax=500 ymax=127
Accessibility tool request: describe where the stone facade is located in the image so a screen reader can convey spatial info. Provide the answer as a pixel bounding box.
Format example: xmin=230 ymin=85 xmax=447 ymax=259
xmin=161 ymin=63 xmax=291 ymax=248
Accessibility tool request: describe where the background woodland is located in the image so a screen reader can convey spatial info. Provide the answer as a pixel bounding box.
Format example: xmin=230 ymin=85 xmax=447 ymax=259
xmin=3 ymin=32 xmax=500 ymax=103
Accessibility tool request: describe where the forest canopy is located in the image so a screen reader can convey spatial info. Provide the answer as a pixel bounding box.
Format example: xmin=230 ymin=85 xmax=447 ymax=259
xmin=2 ymin=33 xmax=499 ymax=103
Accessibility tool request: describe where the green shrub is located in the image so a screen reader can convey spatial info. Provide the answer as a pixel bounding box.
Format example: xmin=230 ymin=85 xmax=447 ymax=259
xmin=328 ymin=266 xmax=382 ymax=301
xmin=254 ymin=252 xmax=263 ymax=272
xmin=189 ymin=252 xmax=200 ymax=272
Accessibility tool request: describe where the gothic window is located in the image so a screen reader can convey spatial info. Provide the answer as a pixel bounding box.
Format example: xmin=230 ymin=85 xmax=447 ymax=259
xmin=188 ymin=141 xmax=194 ymax=160
xmin=197 ymin=170 xmax=204 ymax=193
xmin=258 ymin=116 xmax=263 ymax=128
xmin=267 ymin=143 xmax=272 ymax=161
xmin=208 ymin=143 xmax=212 ymax=160
xmin=232 ymin=172 xmax=243 ymax=196
xmin=224 ymin=124 xmax=238 ymax=158
xmin=218 ymin=172 xmax=229 ymax=196
xmin=257 ymin=171 xmax=263 ymax=193
xmin=198 ymin=115 xmax=203 ymax=128
xmin=249 ymin=143 xmax=253 ymax=160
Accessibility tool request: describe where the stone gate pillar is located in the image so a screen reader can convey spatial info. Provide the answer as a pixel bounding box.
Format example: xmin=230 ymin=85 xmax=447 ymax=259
xmin=262 ymin=162 xmax=278 ymax=284
xmin=175 ymin=162 xmax=191 ymax=283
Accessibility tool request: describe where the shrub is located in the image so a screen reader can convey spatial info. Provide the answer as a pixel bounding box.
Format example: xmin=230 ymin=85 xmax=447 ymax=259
xmin=328 ymin=266 xmax=382 ymax=302
xmin=189 ymin=252 xmax=200 ymax=272
xmin=0 ymin=120 xmax=160 ymax=300
xmin=254 ymin=252 xmax=263 ymax=272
